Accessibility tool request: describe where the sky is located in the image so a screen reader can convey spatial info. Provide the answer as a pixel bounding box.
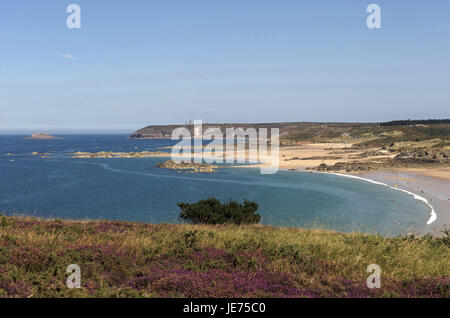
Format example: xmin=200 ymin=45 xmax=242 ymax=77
xmin=0 ymin=0 xmax=449 ymax=132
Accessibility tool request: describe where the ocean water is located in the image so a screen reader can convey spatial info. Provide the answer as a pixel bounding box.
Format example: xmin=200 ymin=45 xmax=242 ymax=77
xmin=0 ymin=134 xmax=432 ymax=236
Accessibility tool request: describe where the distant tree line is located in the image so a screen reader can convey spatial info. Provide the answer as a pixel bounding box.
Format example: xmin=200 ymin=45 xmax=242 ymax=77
xmin=380 ymin=119 xmax=450 ymax=126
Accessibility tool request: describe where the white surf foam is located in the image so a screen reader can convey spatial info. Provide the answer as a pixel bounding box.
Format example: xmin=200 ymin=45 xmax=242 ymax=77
xmin=329 ymin=172 xmax=437 ymax=225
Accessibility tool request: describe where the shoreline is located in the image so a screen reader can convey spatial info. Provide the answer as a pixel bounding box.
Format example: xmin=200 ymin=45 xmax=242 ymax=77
xmin=6 ymin=142 xmax=449 ymax=236
xmin=226 ymin=143 xmax=449 ymax=236
xmin=284 ymin=167 xmax=449 ymax=236
xmin=255 ymin=166 xmax=445 ymax=236
xmin=285 ymin=167 xmax=449 ymax=236
xmin=350 ymin=169 xmax=450 ymax=236
xmin=68 ymin=144 xmax=449 ymax=236
xmin=332 ymin=171 xmax=436 ymax=227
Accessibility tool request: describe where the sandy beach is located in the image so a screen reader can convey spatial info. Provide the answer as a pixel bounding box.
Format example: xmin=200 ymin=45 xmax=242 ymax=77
xmin=277 ymin=146 xmax=450 ymax=236
xmin=280 ymin=147 xmax=450 ymax=236
xmin=231 ymin=143 xmax=449 ymax=236
xmin=229 ymin=142 xmax=395 ymax=169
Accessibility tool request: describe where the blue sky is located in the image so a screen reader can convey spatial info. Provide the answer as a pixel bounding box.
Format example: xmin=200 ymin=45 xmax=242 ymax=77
xmin=0 ymin=1 xmax=449 ymax=132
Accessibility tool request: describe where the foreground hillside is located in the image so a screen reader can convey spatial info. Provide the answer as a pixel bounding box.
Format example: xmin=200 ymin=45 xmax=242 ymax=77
xmin=0 ymin=216 xmax=448 ymax=298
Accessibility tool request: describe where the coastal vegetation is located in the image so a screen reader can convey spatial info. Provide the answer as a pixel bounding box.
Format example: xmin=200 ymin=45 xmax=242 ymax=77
xmin=8 ymin=121 xmax=450 ymax=174
xmin=130 ymin=121 xmax=450 ymax=173
xmin=311 ymin=148 xmax=450 ymax=173
xmin=0 ymin=216 xmax=448 ymax=298
xmin=380 ymin=119 xmax=450 ymax=126
xmin=130 ymin=121 xmax=450 ymax=147
xmin=282 ymin=122 xmax=450 ymax=172
xmin=178 ymin=198 xmax=260 ymax=225
xmin=282 ymin=123 xmax=450 ymax=148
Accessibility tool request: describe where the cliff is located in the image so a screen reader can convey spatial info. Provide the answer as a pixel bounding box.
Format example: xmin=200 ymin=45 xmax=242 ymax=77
xmin=130 ymin=122 xmax=450 ymax=149
xmin=129 ymin=122 xmax=350 ymax=139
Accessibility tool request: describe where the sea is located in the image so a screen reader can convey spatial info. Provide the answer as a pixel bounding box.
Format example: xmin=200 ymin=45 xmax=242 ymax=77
xmin=0 ymin=134 xmax=433 ymax=236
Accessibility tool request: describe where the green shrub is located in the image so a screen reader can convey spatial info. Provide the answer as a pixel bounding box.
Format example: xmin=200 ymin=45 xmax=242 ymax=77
xmin=178 ymin=197 xmax=261 ymax=225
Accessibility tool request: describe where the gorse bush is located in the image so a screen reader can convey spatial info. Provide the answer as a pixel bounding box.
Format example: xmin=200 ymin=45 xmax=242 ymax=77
xmin=178 ymin=197 xmax=261 ymax=225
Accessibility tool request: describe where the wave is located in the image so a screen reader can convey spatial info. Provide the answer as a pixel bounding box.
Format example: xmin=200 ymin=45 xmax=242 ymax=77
xmin=329 ymin=172 xmax=437 ymax=225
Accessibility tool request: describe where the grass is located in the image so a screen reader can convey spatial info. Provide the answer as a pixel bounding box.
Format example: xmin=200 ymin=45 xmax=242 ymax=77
xmin=0 ymin=216 xmax=449 ymax=298
xmin=281 ymin=123 xmax=450 ymax=148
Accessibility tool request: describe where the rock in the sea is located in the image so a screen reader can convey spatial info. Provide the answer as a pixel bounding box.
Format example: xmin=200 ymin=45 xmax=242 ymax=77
xmin=71 ymin=150 xmax=167 ymax=159
xmin=156 ymin=160 xmax=218 ymax=173
xmin=25 ymin=133 xmax=61 ymax=140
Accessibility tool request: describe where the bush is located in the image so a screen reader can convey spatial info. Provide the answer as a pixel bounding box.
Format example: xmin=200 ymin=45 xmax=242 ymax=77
xmin=178 ymin=197 xmax=261 ymax=225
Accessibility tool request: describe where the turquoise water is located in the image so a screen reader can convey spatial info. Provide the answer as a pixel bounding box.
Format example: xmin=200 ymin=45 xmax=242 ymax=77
xmin=0 ymin=135 xmax=431 ymax=235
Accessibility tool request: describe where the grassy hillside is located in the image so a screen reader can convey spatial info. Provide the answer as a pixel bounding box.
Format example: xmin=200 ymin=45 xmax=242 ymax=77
xmin=130 ymin=121 xmax=450 ymax=150
xmin=282 ymin=123 xmax=450 ymax=148
xmin=0 ymin=216 xmax=448 ymax=298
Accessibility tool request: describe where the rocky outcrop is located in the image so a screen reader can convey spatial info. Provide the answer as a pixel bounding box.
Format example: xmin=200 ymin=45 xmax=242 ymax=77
xmin=394 ymin=150 xmax=449 ymax=164
xmin=25 ymin=133 xmax=62 ymax=140
xmin=353 ymin=150 xmax=389 ymax=158
xmin=130 ymin=122 xmax=314 ymax=139
xmin=313 ymin=162 xmax=381 ymax=172
xmin=71 ymin=151 xmax=167 ymax=158
xmin=156 ymin=160 xmax=218 ymax=173
xmin=285 ymin=155 xmax=343 ymax=161
xmin=310 ymin=149 xmax=450 ymax=173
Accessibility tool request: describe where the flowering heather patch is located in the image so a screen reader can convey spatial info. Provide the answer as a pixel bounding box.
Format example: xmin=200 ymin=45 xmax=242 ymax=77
xmin=0 ymin=215 xmax=448 ymax=298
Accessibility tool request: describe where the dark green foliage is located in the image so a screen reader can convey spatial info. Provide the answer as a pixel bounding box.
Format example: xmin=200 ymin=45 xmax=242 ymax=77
xmin=281 ymin=122 xmax=450 ymax=147
xmin=380 ymin=119 xmax=450 ymax=126
xmin=178 ymin=197 xmax=261 ymax=225
xmin=440 ymin=228 xmax=450 ymax=247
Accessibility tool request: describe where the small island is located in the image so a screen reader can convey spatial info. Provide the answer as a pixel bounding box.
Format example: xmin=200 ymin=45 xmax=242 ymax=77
xmin=71 ymin=150 xmax=168 ymax=158
xmin=25 ymin=133 xmax=62 ymax=140
xmin=156 ymin=160 xmax=218 ymax=173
